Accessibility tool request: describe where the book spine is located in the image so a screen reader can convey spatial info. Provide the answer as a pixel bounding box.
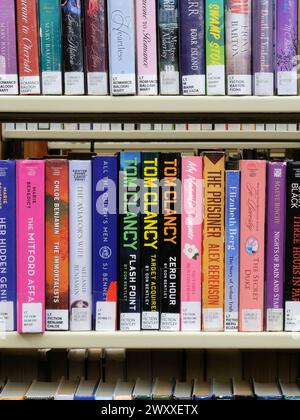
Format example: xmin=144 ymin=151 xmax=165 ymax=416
xmin=119 ymin=152 xmax=141 ymax=331
xmin=141 ymin=153 xmax=160 ymax=330
xmin=225 ymin=170 xmax=240 ymax=332
xmin=16 ymin=0 xmax=41 ymax=94
xmin=239 ymin=160 xmax=266 ymax=332
xmin=205 ymin=0 xmax=225 ymax=95
xmin=107 ymin=0 xmax=136 ymax=96
xmin=85 ymin=0 xmax=108 ymax=95
xmin=136 ymin=0 xmax=158 ymax=96
xmin=61 ymin=0 xmax=85 ymax=95
xmin=202 ymin=152 xmax=225 ymax=331
xmin=252 ymin=0 xmax=274 ymax=96
xmin=45 ymin=160 xmax=69 ymax=331
xmin=69 ymin=160 xmax=92 ymax=331
xmin=160 ymin=153 xmax=181 ymax=331
xmin=285 ymin=161 xmax=300 ymax=331
xmin=92 ymin=156 xmax=118 ymax=331
xmin=17 ymin=161 xmax=45 ymax=333
xmin=0 ymin=0 xmax=18 ymax=94
xmin=157 ymin=0 xmax=180 ymax=95
xmin=225 ymin=0 xmax=252 ymax=95
xmin=0 ymin=161 xmax=16 ymax=331
xmin=276 ymin=0 xmax=298 ymax=95
xmin=298 ymin=0 xmax=300 ymax=93
xmin=181 ymin=157 xmax=203 ymax=331
xmin=180 ymin=0 xmax=205 ymax=95
xmin=39 ymin=0 xmax=62 ymax=95
xmin=266 ymin=162 xmax=286 ymax=332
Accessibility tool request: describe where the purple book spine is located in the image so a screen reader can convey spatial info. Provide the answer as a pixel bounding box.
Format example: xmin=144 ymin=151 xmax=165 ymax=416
xmin=276 ymin=0 xmax=298 ymax=95
xmin=180 ymin=0 xmax=205 ymax=95
xmin=0 ymin=0 xmax=18 ymax=94
xmin=252 ymin=0 xmax=274 ymax=96
xmin=266 ymin=162 xmax=286 ymax=332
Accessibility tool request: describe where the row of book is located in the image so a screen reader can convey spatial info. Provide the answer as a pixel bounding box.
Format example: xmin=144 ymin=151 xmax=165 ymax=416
xmin=1 ymin=153 xmax=300 ymax=334
xmin=1 ymin=0 xmax=300 ymax=97
xmin=5 ymin=123 xmax=300 ymax=132
xmin=0 ymin=377 xmax=299 ymax=400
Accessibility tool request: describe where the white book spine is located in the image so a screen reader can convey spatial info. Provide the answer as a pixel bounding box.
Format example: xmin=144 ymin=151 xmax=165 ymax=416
xmin=50 ymin=123 xmax=63 ymax=130
xmin=214 ymin=124 xmax=227 ymax=131
xmin=175 ymin=124 xmax=187 ymax=131
xmin=123 ymin=124 xmax=135 ymax=131
xmin=5 ymin=123 xmax=15 ymax=131
xmin=38 ymin=123 xmax=50 ymax=130
xmin=201 ymin=124 xmax=213 ymax=131
xmin=15 ymin=123 xmax=27 ymax=131
xmin=139 ymin=124 xmax=152 ymax=131
xmin=188 ymin=124 xmax=201 ymax=131
xmin=110 ymin=123 xmax=122 ymax=131
xmin=64 ymin=123 xmax=78 ymax=131
xmin=69 ymin=161 xmax=92 ymax=331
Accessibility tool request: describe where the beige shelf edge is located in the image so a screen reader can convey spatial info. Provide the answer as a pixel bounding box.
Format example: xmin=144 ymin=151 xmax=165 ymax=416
xmin=0 ymin=332 xmax=299 ymax=349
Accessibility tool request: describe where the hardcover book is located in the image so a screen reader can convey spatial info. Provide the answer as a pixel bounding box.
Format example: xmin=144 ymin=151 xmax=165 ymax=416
xmin=160 ymin=153 xmax=181 ymax=331
xmin=61 ymin=0 xmax=85 ymax=95
xmin=107 ymin=0 xmax=136 ymax=95
xmin=180 ymin=0 xmax=206 ymax=95
xmin=276 ymin=0 xmax=298 ymax=95
xmin=45 ymin=160 xmax=69 ymax=331
xmin=17 ymin=160 xmax=45 ymax=333
xmin=225 ymin=170 xmax=240 ymax=332
xmin=16 ymin=0 xmax=41 ymax=94
xmin=0 ymin=0 xmax=18 ymax=94
xmin=239 ymin=160 xmax=266 ymax=332
xmin=93 ymin=156 xmax=118 ymax=331
xmin=119 ymin=152 xmax=141 ymax=331
xmin=205 ymin=0 xmax=225 ymax=95
xmin=0 ymin=161 xmax=16 ymax=331
xmin=69 ymin=160 xmax=92 ymax=331
xmin=225 ymin=0 xmax=252 ymax=95
xmin=181 ymin=157 xmax=203 ymax=331
xmin=266 ymin=162 xmax=286 ymax=332
xmin=285 ymin=161 xmax=300 ymax=331
xmin=157 ymin=0 xmax=180 ymax=95
xmin=85 ymin=0 xmax=108 ymax=95
xmin=253 ymin=0 xmax=274 ymax=96
xmin=141 ymin=153 xmax=160 ymax=330
xmin=39 ymin=0 xmax=62 ymax=95
xmin=202 ymin=152 xmax=225 ymax=331
xmin=136 ymin=0 xmax=158 ymax=96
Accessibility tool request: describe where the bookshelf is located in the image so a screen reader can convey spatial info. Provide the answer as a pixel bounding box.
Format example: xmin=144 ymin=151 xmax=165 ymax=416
xmin=0 ymin=332 xmax=300 ymax=350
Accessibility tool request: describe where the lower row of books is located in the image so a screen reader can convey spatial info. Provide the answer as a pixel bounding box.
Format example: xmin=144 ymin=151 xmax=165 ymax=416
xmin=1 ymin=151 xmax=300 ymax=333
xmin=0 ymin=377 xmax=299 ymax=401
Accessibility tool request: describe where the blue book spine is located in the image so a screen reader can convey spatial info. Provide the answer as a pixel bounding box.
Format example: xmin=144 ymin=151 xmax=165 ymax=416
xmin=107 ymin=0 xmax=136 ymax=95
xmin=0 ymin=161 xmax=16 ymax=331
xmin=92 ymin=156 xmax=118 ymax=331
xmin=225 ymin=170 xmax=240 ymax=332
xmin=180 ymin=0 xmax=205 ymax=95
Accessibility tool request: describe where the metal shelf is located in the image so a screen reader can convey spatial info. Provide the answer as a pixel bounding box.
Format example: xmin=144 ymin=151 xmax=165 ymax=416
xmin=0 ymin=332 xmax=300 ymax=350
xmin=1 ymin=96 xmax=300 ymax=123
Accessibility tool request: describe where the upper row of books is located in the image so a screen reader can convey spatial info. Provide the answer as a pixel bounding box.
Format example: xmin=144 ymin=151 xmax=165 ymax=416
xmin=1 ymin=0 xmax=300 ymax=97
xmin=0 ymin=153 xmax=300 ymax=334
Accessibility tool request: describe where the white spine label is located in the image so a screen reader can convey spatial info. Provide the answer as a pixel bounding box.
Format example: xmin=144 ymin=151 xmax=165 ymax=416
xmin=182 ymin=75 xmax=206 ymax=96
xmin=138 ymin=75 xmax=158 ymax=95
xmin=42 ymin=71 xmax=62 ymax=95
xmin=225 ymin=312 xmax=238 ymax=332
xmin=142 ymin=311 xmax=159 ymax=330
xmin=285 ymin=302 xmax=300 ymax=332
xmin=120 ymin=313 xmax=141 ymax=331
xmin=87 ymin=72 xmax=108 ymax=95
xmin=96 ymin=302 xmax=116 ymax=331
xmin=228 ymin=75 xmax=252 ymax=95
xmin=160 ymin=313 xmax=180 ymax=331
xmin=277 ymin=71 xmax=297 ymax=95
xmin=203 ymin=308 xmax=223 ymax=331
xmin=0 ymin=302 xmax=14 ymax=331
xmin=267 ymin=309 xmax=283 ymax=332
xmin=20 ymin=76 xmax=40 ymax=95
xmin=160 ymin=71 xmax=180 ymax=95
xmin=22 ymin=303 xmax=42 ymax=333
xmin=254 ymin=72 xmax=274 ymax=96
xmin=46 ymin=310 xmax=69 ymax=331
xmin=71 ymin=308 xmax=91 ymax=331
xmin=207 ymin=65 xmax=225 ymax=95
xmin=181 ymin=302 xmax=201 ymax=331
xmin=64 ymin=72 xmax=85 ymax=95
xmin=111 ymin=74 xmax=136 ymax=95
xmin=0 ymin=74 xmax=18 ymax=95
xmin=242 ymin=309 xmax=262 ymax=332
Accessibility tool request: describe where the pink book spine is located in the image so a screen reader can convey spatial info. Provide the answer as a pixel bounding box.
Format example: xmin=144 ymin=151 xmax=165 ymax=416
xmin=181 ymin=156 xmax=203 ymax=331
xmin=135 ymin=0 xmax=158 ymax=95
xmin=239 ymin=160 xmax=266 ymax=332
xmin=17 ymin=160 xmax=45 ymax=333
